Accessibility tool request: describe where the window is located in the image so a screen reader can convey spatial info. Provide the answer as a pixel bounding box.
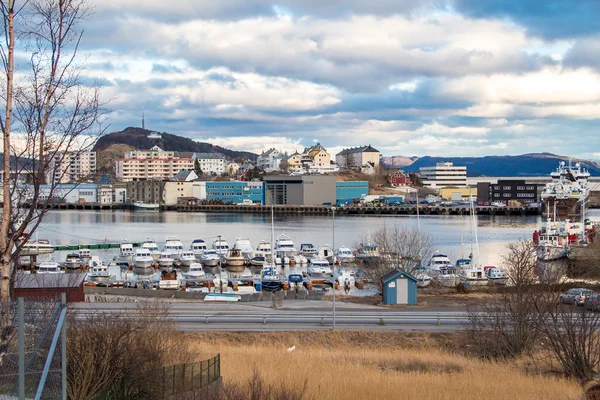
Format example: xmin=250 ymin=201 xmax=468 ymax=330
xmin=526 ymin=186 xmax=534 ymax=190
xmin=503 ymin=186 xmax=511 ymax=190
xmin=494 ymin=193 xmax=500 ymax=198
xmin=503 ymin=193 xmax=511 ymax=197
xmin=517 ymin=186 xmax=525 ymax=190
xmin=494 ymin=186 xmax=500 ymax=190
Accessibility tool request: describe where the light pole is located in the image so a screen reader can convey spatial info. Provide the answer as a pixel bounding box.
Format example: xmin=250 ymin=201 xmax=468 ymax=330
xmin=331 ymin=206 xmax=336 ymax=330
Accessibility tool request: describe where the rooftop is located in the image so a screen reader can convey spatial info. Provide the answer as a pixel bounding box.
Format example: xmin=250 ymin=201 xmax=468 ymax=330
xmin=336 ymin=145 xmax=380 ymax=155
xmin=15 ymin=272 xmax=87 ymax=289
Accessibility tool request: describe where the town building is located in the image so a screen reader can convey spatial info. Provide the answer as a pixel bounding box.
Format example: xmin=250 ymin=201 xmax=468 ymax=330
xmin=302 ymin=143 xmax=333 ymax=172
xmin=335 ymin=145 xmax=380 ymax=171
xmin=263 ymin=175 xmax=336 ymax=205
xmin=116 ymin=146 xmax=194 ymax=182
xmin=193 ymin=153 xmax=228 ymax=175
xmin=336 ymin=181 xmax=369 ymax=204
xmin=477 ymin=180 xmax=538 ymax=205
xmin=227 ymin=162 xmax=240 ymax=176
xmin=438 ymin=187 xmax=478 ymax=201
xmin=390 ymin=171 xmax=412 ymax=187
xmin=97 ymin=174 xmax=127 ymax=205
xmin=46 ymin=151 xmax=96 ymax=184
xmin=124 ymin=146 xmax=175 ymax=159
xmin=257 ymin=148 xmax=283 ymax=172
xmin=286 ymin=152 xmax=303 ymax=173
xmin=419 ymin=161 xmax=467 ymax=188
xmin=126 ymin=180 xmax=165 ymax=204
xmin=14 ymin=272 xmax=86 ymax=302
xmin=206 ymin=181 xmax=265 ymax=204
xmin=171 ymin=170 xmax=198 ymax=182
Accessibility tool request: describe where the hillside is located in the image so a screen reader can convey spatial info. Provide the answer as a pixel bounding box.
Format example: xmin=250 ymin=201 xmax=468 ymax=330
xmin=93 ymin=127 xmax=257 ymax=161
xmin=382 ymin=153 xmax=600 ymax=176
xmin=380 ymin=155 xmax=419 ymax=168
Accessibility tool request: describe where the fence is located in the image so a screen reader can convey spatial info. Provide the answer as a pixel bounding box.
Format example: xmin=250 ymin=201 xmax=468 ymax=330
xmin=0 ymin=295 xmax=67 ymax=400
xmin=95 ymin=354 xmax=221 ymax=400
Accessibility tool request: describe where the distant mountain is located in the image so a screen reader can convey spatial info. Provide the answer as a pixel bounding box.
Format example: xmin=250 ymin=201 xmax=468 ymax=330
xmin=380 ymin=155 xmax=419 ymax=168
xmin=93 ymin=127 xmax=257 ymax=161
xmin=381 ymin=153 xmax=600 ymax=177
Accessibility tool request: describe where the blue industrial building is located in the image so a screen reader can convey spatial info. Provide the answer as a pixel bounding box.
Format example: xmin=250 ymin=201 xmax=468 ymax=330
xmin=335 ymin=181 xmax=369 ymax=205
xmin=206 ymin=181 xmax=265 ymax=204
xmin=381 ymin=269 xmax=418 ymax=305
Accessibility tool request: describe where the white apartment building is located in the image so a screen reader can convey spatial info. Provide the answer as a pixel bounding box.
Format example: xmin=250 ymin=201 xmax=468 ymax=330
xmin=193 ymin=153 xmax=228 ymax=175
xmin=419 ymin=161 xmax=467 ymax=188
xmin=335 ymin=145 xmax=380 ymax=170
xmin=46 ymin=151 xmax=96 ymax=183
xmin=124 ymin=146 xmax=175 ymax=159
xmin=116 ymin=157 xmax=194 ymax=182
xmin=257 ymin=148 xmax=283 ymax=172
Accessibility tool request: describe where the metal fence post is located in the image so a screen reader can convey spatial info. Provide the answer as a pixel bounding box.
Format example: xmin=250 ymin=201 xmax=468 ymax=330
xmin=182 ymin=363 xmax=186 ymax=393
xmin=162 ymin=366 xmax=165 ymax=399
xmin=200 ymin=361 xmax=203 ymax=388
xmin=61 ymin=293 xmax=67 ymax=400
xmin=217 ymin=353 xmax=220 ymax=377
xmin=18 ymin=297 xmax=24 ymax=400
xmin=213 ymin=355 xmax=217 ymax=381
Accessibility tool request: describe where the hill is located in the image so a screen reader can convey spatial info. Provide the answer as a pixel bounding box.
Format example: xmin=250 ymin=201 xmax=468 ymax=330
xmin=93 ymin=127 xmax=257 ymax=161
xmin=382 ymin=153 xmax=600 ymax=176
xmin=380 ymin=155 xmax=419 ymax=168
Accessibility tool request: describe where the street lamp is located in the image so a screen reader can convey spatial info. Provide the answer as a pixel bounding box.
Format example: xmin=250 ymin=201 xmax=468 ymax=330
xmin=331 ymin=206 xmax=336 ymax=330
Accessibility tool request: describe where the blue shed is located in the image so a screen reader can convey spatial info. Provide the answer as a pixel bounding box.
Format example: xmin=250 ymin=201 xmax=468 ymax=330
xmin=381 ymin=269 xmax=418 ymax=305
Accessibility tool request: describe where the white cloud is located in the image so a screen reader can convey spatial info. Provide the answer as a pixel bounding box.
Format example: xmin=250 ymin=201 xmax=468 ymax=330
xmin=200 ymin=136 xmax=304 ymax=155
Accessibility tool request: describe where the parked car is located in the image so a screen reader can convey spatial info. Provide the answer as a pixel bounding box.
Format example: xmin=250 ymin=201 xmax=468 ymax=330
xmin=584 ymin=292 xmax=600 ymax=312
xmin=560 ymin=288 xmax=595 ymax=306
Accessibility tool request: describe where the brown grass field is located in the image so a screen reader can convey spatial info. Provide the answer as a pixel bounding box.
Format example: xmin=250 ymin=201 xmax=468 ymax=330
xmin=184 ymin=331 xmax=584 ymax=400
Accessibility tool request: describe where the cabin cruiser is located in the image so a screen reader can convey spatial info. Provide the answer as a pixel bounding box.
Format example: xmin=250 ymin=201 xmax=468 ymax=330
xmin=191 ymin=239 xmax=207 ymax=259
xmin=118 ymin=242 xmax=135 ymax=262
xmin=335 ymin=246 xmax=355 ymax=264
xmin=427 ymin=252 xmax=453 ymax=271
xmin=64 ymin=253 xmax=82 ymax=270
xmin=415 ymin=271 xmax=432 ymax=288
xmin=163 ymin=236 xmax=184 ymax=260
xmin=274 ymin=249 xmax=289 ymax=265
xmin=287 ymin=274 xmax=304 ymax=291
xmin=292 ymin=254 xmax=308 ymax=265
xmin=212 ymin=271 xmax=229 ymax=293
xmin=224 ymin=248 xmax=245 ymax=272
xmin=21 ymin=239 xmax=54 ymax=255
xmin=249 ymin=255 xmax=266 ymax=268
xmin=484 ymin=266 xmax=508 ymax=285
xmin=255 ymin=240 xmax=272 ymax=257
xmin=233 ymin=237 xmax=254 ymax=259
xmin=183 ymin=263 xmax=205 ymax=279
xmin=212 ymin=237 xmax=230 ymax=257
xmin=337 ymin=271 xmax=356 ymax=292
xmin=427 ymin=252 xmax=460 ymax=287
xmin=179 ymin=251 xmax=196 ymax=268
xmin=299 ymin=243 xmax=317 ymax=258
xmin=317 ymin=245 xmax=334 ymax=264
xmin=355 ymin=245 xmax=380 ymax=263
xmin=133 ymin=248 xmax=155 ymax=270
xmin=37 ymin=261 xmax=63 ymax=274
xmin=79 ymin=248 xmax=92 ymax=263
xmin=307 ymin=257 xmax=333 ymax=276
xmin=260 ymin=267 xmax=282 ymax=292
xmin=87 ymin=257 xmax=110 ymax=283
xmin=275 ymin=234 xmax=298 ymax=258
xmin=457 ymin=258 xmax=488 ymax=286
xmin=200 ymin=249 xmax=220 ymax=268
xmin=158 ymin=252 xmax=175 ymax=269
xmin=141 ymin=239 xmax=161 ymax=260
xmin=158 ymin=270 xmax=179 ymax=290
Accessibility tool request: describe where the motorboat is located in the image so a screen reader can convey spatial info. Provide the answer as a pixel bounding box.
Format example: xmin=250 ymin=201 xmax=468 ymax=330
xmin=335 ymin=246 xmax=356 ymax=264
xmin=233 ymin=237 xmax=254 ymax=259
xmin=292 ymin=254 xmax=308 ymax=265
xmin=299 ymin=243 xmax=317 ymax=258
xmin=158 ymin=252 xmax=175 ymax=269
xmin=427 ymin=252 xmax=460 ymax=287
xmin=337 ymin=271 xmax=356 ymax=292
xmin=179 ymin=251 xmax=196 ymax=268
xmin=459 ymin=263 xmax=488 ymax=286
xmin=287 ymin=274 xmax=304 ymax=290
xmin=118 ymin=242 xmax=135 ymax=262
xmin=355 ymin=245 xmax=380 ymax=263
xmin=191 ymin=239 xmax=207 ymax=259
xmin=141 ymin=239 xmax=161 ymax=260
xmin=20 ymin=239 xmax=54 ymax=255
xmin=255 ymin=240 xmax=271 ymax=257
xmin=249 ymin=255 xmax=266 ymax=268
xmin=415 ymin=271 xmax=432 ymax=288
xmin=184 ymin=263 xmax=205 ymax=279
xmin=64 ymin=253 xmax=82 ymax=270
xmin=275 ymin=234 xmax=298 ymax=258
xmin=133 ymin=201 xmax=160 ymax=211
xmin=427 ymin=251 xmax=453 ymax=272
xmin=212 ymin=271 xmax=229 ymax=293
xmin=484 ymin=266 xmax=508 ymax=285
xmin=212 ymin=237 xmax=230 ymax=257
xmin=87 ymin=257 xmax=110 ymax=283
xmin=307 ymin=257 xmax=333 ymax=276
xmin=274 ymin=249 xmax=289 ymax=265
xmin=37 ymin=261 xmax=64 ymax=274
xmin=317 ymin=245 xmax=334 ymax=264
xmin=224 ymin=248 xmax=245 ymax=272
xmin=163 ymin=236 xmax=184 ymax=260
xmin=133 ymin=248 xmax=155 ymax=270
xmin=158 ymin=270 xmax=179 ymax=290
xmin=200 ymin=249 xmax=220 ymax=268
xmin=79 ymin=248 xmax=92 ymax=263
xmin=261 ymin=267 xmax=282 ymax=292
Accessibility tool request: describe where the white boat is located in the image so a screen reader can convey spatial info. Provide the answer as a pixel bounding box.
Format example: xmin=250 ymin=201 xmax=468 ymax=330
xmin=200 ymin=249 xmax=220 ymax=268
xmin=335 ymin=246 xmax=355 ymax=263
xmin=292 ymin=254 xmax=308 ymax=265
xmin=87 ymin=257 xmax=110 ymax=283
xmin=355 ymin=244 xmax=380 ymax=263
xmin=299 ymin=243 xmax=317 ymax=258
xmin=458 ymin=195 xmax=489 ymax=286
xmin=224 ymin=248 xmax=245 ymax=271
xmin=485 ymin=266 xmax=508 ymax=285
xmin=158 ymin=252 xmax=175 ymax=269
xmin=163 ymin=236 xmax=184 ymax=260
xmin=191 ymin=239 xmax=207 ymax=259
xmin=64 ymin=253 xmax=81 ymax=270
xmin=337 ymin=271 xmax=355 ymax=292
xmin=212 ymin=272 xmax=229 ymax=292
xmin=274 ymin=249 xmax=289 ymax=265
xmin=415 ymin=272 xmax=431 ymax=288
xmin=141 ymin=239 xmax=161 ymax=260
xmin=427 ymin=252 xmax=460 ymax=287
xmin=249 ymin=255 xmax=266 ymax=268
xmin=158 ymin=270 xmax=179 ymax=290
xmin=20 ymin=239 xmax=54 ymax=255
xmin=179 ymin=251 xmax=196 ymax=268
xmin=118 ymin=242 xmax=135 ymax=262
xmin=37 ymin=261 xmax=63 ymax=274
xmin=255 ymin=240 xmax=272 ymax=257
xmin=79 ymin=248 xmax=91 ymax=263
xmin=275 ymin=234 xmax=298 ymax=258
xmin=184 ymin=263 xmax=205 ymax=279
xmin=427 ymin=251 xmax=453 ymax=272
xmin=233 ymin=237 xmax=254 ymax=259
xmin=133 ymin=248 xmax=155 ymax=270
xmin=212 ymin=237 xmax=230 ymax=257
xmin=307 ymin=257 xmax=333 ymax=276
xmin=133 ymin=201 xmax=160 ymax=210
xmin=317 ymin=245 xmax=334 ymax=264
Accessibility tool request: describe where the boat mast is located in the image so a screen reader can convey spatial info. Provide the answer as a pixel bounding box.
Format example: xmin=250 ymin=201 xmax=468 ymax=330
xmin=470 ymin=189 xmax=480 ymax=266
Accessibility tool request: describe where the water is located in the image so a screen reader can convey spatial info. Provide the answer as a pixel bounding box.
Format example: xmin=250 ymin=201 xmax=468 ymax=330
xmin=35 ymin=209 xmax=600 ymax=266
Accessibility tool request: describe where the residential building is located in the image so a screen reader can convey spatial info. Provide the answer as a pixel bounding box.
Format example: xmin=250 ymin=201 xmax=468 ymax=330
xmin=46 ymin=151 xmax=96 ymax=183
xmin=302 ymin=143 xmax=332 ymax=171
xmin=124 ymin=146 xmax=175 ymax=159
xmin=193 ymin=153 xmax=228 ymax=175
xmin=419 ymin=162 xmax=467 ymax=188
xmin=390 ymin=171 xmax=412 ymax=187
xmin=97 ymin=173 xmax=127 ymax=204
xmin=336 ymin=181 xmax=369 ymax=204
xmin=126 ymin=180 xmax=165 ymax=204
xmin=335 ymin=145 xmax=380 ymax=170
xmin=263 ymin=175 xmax=336 ymax=205
xmin=257 ymin=148 xmax=282 ymax=172
xmin=171 ymin=170 xmax=198 ymax=182
xmin=227 ymin=162 xmax=240 ymax=176
xmin=116 ymin=156 xmax=194 ymax=182
xmin=477 ymin=180 xmax=538 ymax=205
xmin=286 ymin=153 xmax=303 ymax=173
xmin=19 ymin=183 xmax=99 ymax=204
xmin=206 ymin=181 xmax=264 ymax=204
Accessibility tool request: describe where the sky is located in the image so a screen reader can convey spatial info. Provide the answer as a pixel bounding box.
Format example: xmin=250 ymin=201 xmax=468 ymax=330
xmin=71 ymin=0 xmax=600 ymax=158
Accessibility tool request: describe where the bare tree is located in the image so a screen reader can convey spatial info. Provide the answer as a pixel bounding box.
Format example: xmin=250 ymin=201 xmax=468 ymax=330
xmin=356 ymin=225 xmax=432 ymax=293
xmin=0 ymin=0 xmax=105 ymax=301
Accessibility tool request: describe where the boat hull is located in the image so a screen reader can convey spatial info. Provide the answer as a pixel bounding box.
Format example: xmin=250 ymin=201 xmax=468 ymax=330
xmin=134 ymin=259 xmax=154 ymax=269
xmin=536 ymin=244 xmax=568 ymax=262
xmin=65 ymin=261 xmax=81 ymax=270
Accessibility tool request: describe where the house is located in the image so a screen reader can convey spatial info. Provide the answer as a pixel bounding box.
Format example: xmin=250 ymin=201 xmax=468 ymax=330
xmin=390 ymin=171 xmax=412 ymax=187
xmin=227 ymin=162 xmax=241 ymax=176
xmin=381 ymin=269 xmax=418 ymax=305
xmin=14 ymin=272 xmax=86 ymax=302
xmin=192 ymin=153 xmax=228 ymax=175
xmin=336 ymin=145 xmax=380 ymax=170
xmin=286 ymin=152 xmax=303 ymax=173
xmin=170 ymin=170 xmax=198 ymax=182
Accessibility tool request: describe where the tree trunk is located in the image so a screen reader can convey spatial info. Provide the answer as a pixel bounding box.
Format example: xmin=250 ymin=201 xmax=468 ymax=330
xmin=1 ymin=0 xmax=15 ymax=302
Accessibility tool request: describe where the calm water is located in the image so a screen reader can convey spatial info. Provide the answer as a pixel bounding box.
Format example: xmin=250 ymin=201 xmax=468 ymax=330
xmin=36 ymin=209 xmax=600 ymax=266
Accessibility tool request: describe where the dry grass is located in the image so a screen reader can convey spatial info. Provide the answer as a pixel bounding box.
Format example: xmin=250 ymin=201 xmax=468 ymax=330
xmin=184 ymin=332 xmax=583 ymax=400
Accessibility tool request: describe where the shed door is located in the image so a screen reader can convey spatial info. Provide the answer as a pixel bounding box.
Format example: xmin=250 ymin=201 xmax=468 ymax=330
xmin=396 ymin=278 xmax=408 ymax=304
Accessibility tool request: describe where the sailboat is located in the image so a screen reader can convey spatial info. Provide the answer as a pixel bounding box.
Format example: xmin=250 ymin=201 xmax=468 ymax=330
xmin=458 ymin=193 xmax=488 ymax=286
xmin=260 ymin=201 xmax=282 ymax=291
xmin=414 ymin=193 xmax=432 ymax=288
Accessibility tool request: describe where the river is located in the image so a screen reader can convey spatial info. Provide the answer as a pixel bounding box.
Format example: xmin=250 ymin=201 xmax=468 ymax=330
xmin=35 ymin=209 xmax=600 ymax=266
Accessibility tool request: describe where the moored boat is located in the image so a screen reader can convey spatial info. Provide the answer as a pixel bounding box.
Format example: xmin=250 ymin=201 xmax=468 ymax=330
xmin=212 ymin=237 xmax=230 ymax=257
xmin=179 ymin=251 xmax=196 ymax=268
xmin=184 ymin=263 xmax=205 ymax=279
xmin=484 ymin=266 xmax=508 ymax=285
xmin=275 ymin=234 xmax=298 ymax=258
xmin=118 ymin=242 xmax=135 ymax=262
xmin=249 ymin=255 xmax=266 ymax=268
xmin=37 ymin=261 xmax=64 ymax=274
xmin=133 ymin=248 xmax=155 ymax=270
xmin=158 ymin=270 xmax=179 ymax=290
xmin=224 ymin=248 xmax=245 ymax=272
xmin=307 ymin=257 xmax=333 ymax=276
xmin=87 ymin=257 xmax=110 ymax=283
xmin=191 ymin=239 xmax=207 ymax=260
xmin=355 ymin=245 xmax=380 ymax=264
xmin=20 ymin=239 xmax=54 ymax=255
xmin=317 ymin=245 xmax=334 ymax=264
xmin=233 ymin=237 xmax=254 ymax=259
xmin=158 ymin=252 xmax=175 ymax=269
xmin=163 ymin=236 xmax=184 ymax=260
xmin=200 ymin=249 xmax=220 ymax=268
xmin=133 ymin=201 xmax=160 ymax=211
xmin=142 ymin=239 xmax=161 ymax=260
xmin=335 ymin=246 xmax=355 ymax=263
xmin=79 ymin=248 xmax=92 ymax=263
xmin=64 ymin=253 xmax=82 ymax=270
xmin=299 ymin=243 xmax=317 ymax=258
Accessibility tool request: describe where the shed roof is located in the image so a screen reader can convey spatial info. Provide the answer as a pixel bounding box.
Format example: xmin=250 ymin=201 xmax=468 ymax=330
xmin=14 ymin=272 xmax=87 ymax=289
xmin=381 ymin=269 xmax=418 ymax=283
